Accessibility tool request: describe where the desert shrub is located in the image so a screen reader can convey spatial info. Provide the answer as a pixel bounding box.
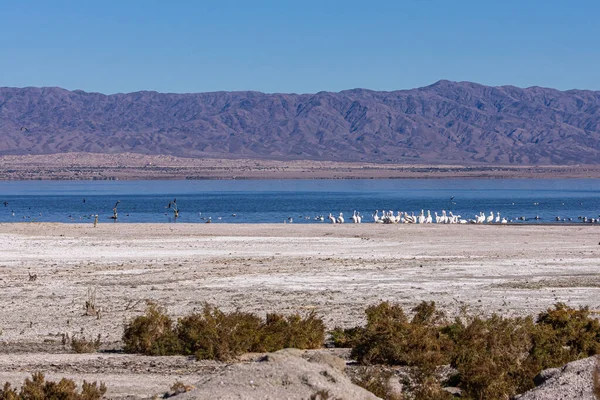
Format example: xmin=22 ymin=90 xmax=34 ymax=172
xmin=176 ymin=304 xmax=262 ymax=361
xmin=351 ymin=366 xmax=403 ymax=400
xmin=410 ymin=375 xmax=454 ymax=400
xmin=329 ymin=326 xmax=365 ymax=348
xmin=71 ymin=334 xmax=101 ymax=354
xmin=529 ymin=303 xmax=600 ymax=371
xmin=351 ymin=302 xmax=452 ymax=373
xmin=122 ymin=302 xmax=180 ymax=355
xmin=0 ymin=372 xmax=106 ymax=400
xmin=257 ymin=312 xmax=325 ymax=352
xmin=123 ymin=302 xmax=326 ymax=361
xmin=451 ymin=314 xmax=536 ymax=399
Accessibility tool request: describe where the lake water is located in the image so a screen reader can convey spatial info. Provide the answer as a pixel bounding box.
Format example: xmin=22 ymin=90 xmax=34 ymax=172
xmin=0 ymin=179 xmax=599 ymax=224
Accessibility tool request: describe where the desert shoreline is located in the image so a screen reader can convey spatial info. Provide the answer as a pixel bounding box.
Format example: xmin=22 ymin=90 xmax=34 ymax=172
xmin=2 ymin=153 xmax=600 ymax=180
xmin=1 ymin=222 xmax=600 ymax=397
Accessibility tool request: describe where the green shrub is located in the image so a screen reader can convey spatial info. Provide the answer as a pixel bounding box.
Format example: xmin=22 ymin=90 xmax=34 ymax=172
xmin=176 ymin=304 xmax=262 ymax=361
xmin=122 ymin=302 xmax=180 ymax=355
xmin=451 ymin=315 xmax=536 ymax=399
xmin=350 ymin=366 xmax=403 ymax=400
xmin=0 ymin=372 xmax=106 ymax=400
xmin=351 ymin=302 xmax=452 ymax=373
xmin=123 ymin=302 xmax=326 ymax=361
xmin=529 ymin=303 xmax=600 ymax=371
xmin=343 ymin=301 xmax=600 ymax=400
xmin=257 ymin=312 xmax=325 ymax=352
xmin=329 ymin=326 xmax=364 ymax=348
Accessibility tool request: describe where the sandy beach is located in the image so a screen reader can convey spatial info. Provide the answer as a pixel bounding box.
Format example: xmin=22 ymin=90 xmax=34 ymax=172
xmin=0 ymin=223 xmax=599 ymax=397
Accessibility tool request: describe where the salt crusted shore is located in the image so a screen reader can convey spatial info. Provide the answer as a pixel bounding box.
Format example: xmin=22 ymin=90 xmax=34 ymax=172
xmin=0 ymin=223 xmax=599 ymax=398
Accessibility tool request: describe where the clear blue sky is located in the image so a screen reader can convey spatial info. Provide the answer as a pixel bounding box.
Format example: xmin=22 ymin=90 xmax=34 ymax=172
xmin=1 ymin=0 xmax=598 ymax=94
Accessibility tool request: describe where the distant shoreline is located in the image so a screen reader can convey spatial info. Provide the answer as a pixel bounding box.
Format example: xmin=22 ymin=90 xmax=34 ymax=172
xmin=1 ymin=153 xmax=600 ymax=180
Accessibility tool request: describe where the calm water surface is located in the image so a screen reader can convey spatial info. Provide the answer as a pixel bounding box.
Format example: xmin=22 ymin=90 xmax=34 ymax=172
xmin=0 ymin=179 xmax=599 ymax=224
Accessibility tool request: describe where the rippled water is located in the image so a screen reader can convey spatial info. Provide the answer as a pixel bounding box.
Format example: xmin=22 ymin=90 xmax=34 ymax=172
xmin=0 ymin=179 xmax=599 ymax=224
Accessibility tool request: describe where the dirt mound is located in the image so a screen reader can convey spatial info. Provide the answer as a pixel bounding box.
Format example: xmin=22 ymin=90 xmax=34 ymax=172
xmin=516 ymin=356 xmax=599 ymax=400
xmin=173 ymin=349 xmax=380 ymax=400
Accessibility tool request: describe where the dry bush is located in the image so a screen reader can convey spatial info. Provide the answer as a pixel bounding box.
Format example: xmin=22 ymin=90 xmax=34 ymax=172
xmin=256 ymin=311 xmax=325 ymax=352
xmin=123 ymin=302 xmax=326 ymax=361
xmin=122 ymin=301 xmax=180 ymax=356
xmin=71 ymin=334 xmax=101 ymax=354
xmin=451 ymin=314 xmax=536 ymax=399
xmin=85 ymin=287 xmax=101 ymax=319
xmin=340 ymin=301 xmax=600 ymax=400
xmin=176 ymin=304 xmax=263 ymax=361
xmin=351 ymin=366 xmax=403 ymax=400
xmin=529 ymin=303 xmax=600 ymax=371
xmin=163 ymin=380 xmax=195 ymax=398
xmin=329 ymin=326 xmax=364 ymax=348
xmin=0 ymin=372 xmax=106 ymax=400
xmin=351 ymin=301 xmax=452 ymax=374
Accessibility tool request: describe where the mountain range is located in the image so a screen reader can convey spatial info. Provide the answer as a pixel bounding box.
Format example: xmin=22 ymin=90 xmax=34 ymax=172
xmin=1 ymin=80 xmax=599 ymax=165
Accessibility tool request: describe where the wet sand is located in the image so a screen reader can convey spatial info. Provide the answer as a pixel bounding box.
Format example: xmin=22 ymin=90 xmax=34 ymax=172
xmin=0 ymin=223 xmax=599 ymax=397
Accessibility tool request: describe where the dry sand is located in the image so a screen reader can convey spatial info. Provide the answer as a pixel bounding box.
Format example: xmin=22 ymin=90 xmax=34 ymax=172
xmin=0 ymin=223 xmax=599 ymax=398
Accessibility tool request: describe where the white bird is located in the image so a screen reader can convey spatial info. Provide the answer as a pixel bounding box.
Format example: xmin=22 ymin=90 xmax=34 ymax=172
xmin=337 ymin=213 xmax=344 ymax=224
xmin=501 ymin=217 xmax=508 ymax=224
xmin=434 ymin=212 xmax=441 ymax=224
xmin=352 ymin=210 xmax=358 ymax=224
xmin=328 ymin=213 xmax=336 ymax=224
xmin=495 ymin=212 xmax=501 ymax=223
xmin=417 ymin=210 xmax=425 ymax=224
xmin=425 ymin=210 xmax=433 ymax=224
xmin=448 ymin=211 xmax=457 ymax=224
xmin=476 ymin=212 xmax=486 ymax=224
xmin=486 ymin=211 xmax=494 ymax=224
xmin=373 ymin=210 xmax=380 ymax=223
xmin=356 ymin=212 xmax=362 ymax=224
xmin=441 ymin=210 xmax=448 ymax=224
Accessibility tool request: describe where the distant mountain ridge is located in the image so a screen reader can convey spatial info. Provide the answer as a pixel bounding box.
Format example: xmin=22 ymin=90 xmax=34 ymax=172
xmin=1 ymin=80 xmax=600 ymax=165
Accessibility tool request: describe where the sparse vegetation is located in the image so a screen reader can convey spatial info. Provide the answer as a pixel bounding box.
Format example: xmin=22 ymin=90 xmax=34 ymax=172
xmin=71 ymin=334 xmax=102 ymax=354
xmin=334 ymin=301 xmax=600 ymax=400
xmin=85 ymin=287 xmax=101 ymax=319
xmin=123 ymin=302 xmax=325 ymax=361
xmin=0 ymin=372 xmax=106 ymax=400
xmin=163 ymin=380 xmax=194 ymax=398
xmin=350 ymin=366 xmax=404 ymax=400
xmin=122 ymin=301 xmax=180 ymax=356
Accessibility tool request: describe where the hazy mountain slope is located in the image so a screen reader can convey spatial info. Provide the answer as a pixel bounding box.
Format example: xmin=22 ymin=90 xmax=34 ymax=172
xmin=1 ymin=80 xmax=599 ymax=165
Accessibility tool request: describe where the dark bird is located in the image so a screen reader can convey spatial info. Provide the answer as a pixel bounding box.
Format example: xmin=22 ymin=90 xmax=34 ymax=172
xmin=2 ymin=201 xmax=7 ymax=207
xmin=83 ymin=198 xmax=86 ymax=203
xmin=19 ymin=127 xmax=29 ymax=132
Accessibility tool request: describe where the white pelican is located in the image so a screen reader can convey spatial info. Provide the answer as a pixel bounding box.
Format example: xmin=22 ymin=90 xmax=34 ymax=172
xmin=441 ymin=210 xmax=448 ymax=224
xmin=425 ymin=210 xmax=433 ymax=224
xmin=476 ymin=212 xmax=485 ymax=224
xmin=495 ymin=212 xmax=501 ymax=223
xmin=486 ymin=212 xmax=494 ymax=223
xmin=337 ymin=213 xmax=344 ymax=224
xmin=373 ymin=210 xmax=380 ymax=223
xmin=417 ymin=210 xmax=425 ymax=224
xmin=328 ymin=213 xmax=336 ymax=224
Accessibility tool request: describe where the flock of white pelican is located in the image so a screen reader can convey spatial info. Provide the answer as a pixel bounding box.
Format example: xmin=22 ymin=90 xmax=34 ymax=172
xmin=319 ymin=210 xmax=508 ymax=224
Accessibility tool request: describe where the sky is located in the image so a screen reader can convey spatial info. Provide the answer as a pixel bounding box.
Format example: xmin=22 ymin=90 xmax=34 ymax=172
xmin=1 ymin=0 xmax=599 ymax=94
